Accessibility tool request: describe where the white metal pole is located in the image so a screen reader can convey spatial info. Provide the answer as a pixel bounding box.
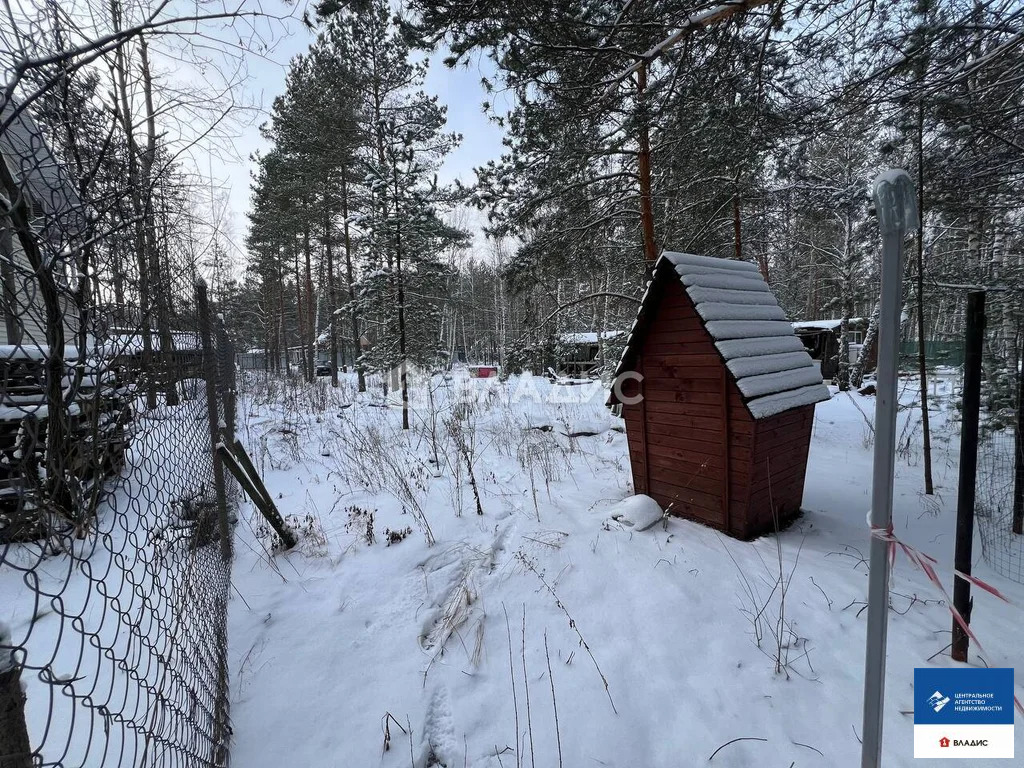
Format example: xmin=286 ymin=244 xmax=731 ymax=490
xmin=862 ymin=169 xmax=919 ymax=768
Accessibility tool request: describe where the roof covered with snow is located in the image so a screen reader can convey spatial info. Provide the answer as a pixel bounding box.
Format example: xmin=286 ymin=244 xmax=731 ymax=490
xmin=792 ymin=318 xmax=866 ymax=332
xmin=613 ymin=252 xmax=830 ymax=420
xmin=559 ymin=331 xmax=624 ymax=345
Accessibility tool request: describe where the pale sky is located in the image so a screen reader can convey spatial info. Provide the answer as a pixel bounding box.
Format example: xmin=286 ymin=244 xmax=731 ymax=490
xmin=217 ymin=16 xmax=506 ymax=260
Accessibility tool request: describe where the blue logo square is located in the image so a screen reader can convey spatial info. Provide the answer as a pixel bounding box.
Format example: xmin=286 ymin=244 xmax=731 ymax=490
xmin=914 ymin=668 xmax=1014 ymax=725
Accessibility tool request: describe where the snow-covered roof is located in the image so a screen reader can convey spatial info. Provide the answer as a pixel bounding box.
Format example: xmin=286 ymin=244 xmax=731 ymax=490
xmin=559 ymin=331 xmax=624 ymax=345
xmin=613 ymin=252 xmax=830 ymax=420
xmin=792 ymin=318 xmax=865 ymax=332
xmin=100 ymin=329 xmax=202 ymax=356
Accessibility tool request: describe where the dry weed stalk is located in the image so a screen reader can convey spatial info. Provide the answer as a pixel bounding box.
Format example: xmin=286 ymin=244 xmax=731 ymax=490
xmin=516 ymin=551 xmax=617 ymax=714
xmin=544 ymin=630 xmax=564 ymax=768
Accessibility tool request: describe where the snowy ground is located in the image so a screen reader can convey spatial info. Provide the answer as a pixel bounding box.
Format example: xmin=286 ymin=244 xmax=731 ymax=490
xmin=226 ymin=369 xmax=1023 ymax=768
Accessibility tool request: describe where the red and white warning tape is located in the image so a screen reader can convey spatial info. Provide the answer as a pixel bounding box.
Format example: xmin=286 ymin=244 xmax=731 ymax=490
xmin=869 ymin=523 xmax=1024 ymax=718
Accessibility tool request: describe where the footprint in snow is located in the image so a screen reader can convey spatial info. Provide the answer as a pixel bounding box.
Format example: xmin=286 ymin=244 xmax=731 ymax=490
xmin=420 ymin=685 xmax=457 ymax=767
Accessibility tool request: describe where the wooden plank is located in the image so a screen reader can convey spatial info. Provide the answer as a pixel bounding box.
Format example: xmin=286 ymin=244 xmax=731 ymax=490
xmin=626 ymin=431 xmax=745 ymax=463
xmin=646 ymin=479 xmax=726 ymax=522
xmin=647 ymin=421 xmax=753 ymax=456
xmin=642 ymin=333 xmax=708 ymax=352
xmin=648 ymin=304 xmax=701 ymax=322
xmin=647 ymin=464 xmax=748 ymax=501
xmin=747 ymin=476 xmax=806 ymax=527
xmin=638 ymin=354 xmax=650 ymax=495
xmin=757 ymin=446 xmax=811 ymax=479
xmin=641 ymin=400 xmax=739 ymax=420
xmin=749 ymin=476 xmax=805 ymax=508
xmin=640 ymin=341 xmax=714 ymax=357
xmin=640 ymin=352 xmax=723 ymax=367
xmin=755 ymin=426 xmax=814 ymax=455
xmin=720 ymin=365 xmax=732 ymax=534
xmin=641 ymin=424 xmax=755 ymax=460
xmin=749 ymin=458 xmax=809 ymax=494
xmin=644 ymin=320 xmax=708 ymax=337
xmin=643 ymin=443 xmax=739 ymax=473
xmin=642 ymin=389 xmax=729 ymax=406
xmin=642 ymin=403 xmax=755 ymax=435
xmin=753 ymin=431 xmax=812 ymax=467
xmin=643 ymin=375 xmax=728 ymax=392
xmin=641 ymin=361 xmax=725 ymax=380
xmin=755 ymin=405 xmax=814 ymax=431
xmin=646 ymin=318 xmax=706 ymax=334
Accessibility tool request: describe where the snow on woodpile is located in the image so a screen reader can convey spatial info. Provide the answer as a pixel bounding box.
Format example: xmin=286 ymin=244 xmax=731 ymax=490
xmin=664 ymin=252 xmax=830 ymax=419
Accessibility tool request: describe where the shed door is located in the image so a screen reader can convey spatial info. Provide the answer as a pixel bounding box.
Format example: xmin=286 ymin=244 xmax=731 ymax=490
xmin=638 ymin=353 xmax=731 ymax=529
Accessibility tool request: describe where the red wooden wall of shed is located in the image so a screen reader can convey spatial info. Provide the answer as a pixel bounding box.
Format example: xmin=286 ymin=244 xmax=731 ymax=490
xmin=621 ymin=279 xmax=755 ymax=537
xmin=620 ymin=278 xmax=817 ymax=539
xmin=745 ymin=404 xmax=815 ymax=534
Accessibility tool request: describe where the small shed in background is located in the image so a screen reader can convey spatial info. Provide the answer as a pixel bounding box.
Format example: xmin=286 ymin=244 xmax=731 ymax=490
xmin=557 ymin=331 xmax=624 ymax=377
xmin=792 ymin=318 xmax=872 ymax=379
xmin=609 ymin=252 xmax=831 ymax=540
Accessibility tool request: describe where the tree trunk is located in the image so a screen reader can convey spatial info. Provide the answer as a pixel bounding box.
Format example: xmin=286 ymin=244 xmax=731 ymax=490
xmin=637 ymin=63 xmax=657 ymax=263
xmin=916 ymin=100 xmax=934 ymax=494
xmin=732 ymin=182 xmax=742 ymax=262
xmin=140 ymin=37 xmax=178 ymax=406
xmin=852 ymin=300 xmax=881 ymax=389
xmin=110 ymin=0 xmax=157 ymax=410
xmin=276 ymin=252 xmax=285 ymax=372
xmin=324 ymin=177 xmax=338 ymax=387
xmin=394 ymin=171 xmax=409 ymax=430
xmin=293 ymin=243 xmax=304 ymax=379
xmin=303 ymin=219 xmax=315 ymax=383
xmin=340 ymin=171 xmax=365 ymax=392
xmin=837 ymin=208 xmax=854 ymax=392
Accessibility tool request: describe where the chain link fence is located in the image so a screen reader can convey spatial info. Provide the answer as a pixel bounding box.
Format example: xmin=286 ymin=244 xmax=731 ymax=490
xmin=1 ymin=100 xmax=237 ymax=766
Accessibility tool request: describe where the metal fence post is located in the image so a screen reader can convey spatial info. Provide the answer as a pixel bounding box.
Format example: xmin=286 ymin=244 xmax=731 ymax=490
xmin=196 ymin=279 xmax=231 ymax=563
xmin=951 ymin=291 xmax=985 ymax=662
xmin=216 ymin=318 xmax=236 ymax=446
xmin=196 ymin=279 xmax=233 ymax=767
xmin=0 ymin=631 xmax=32 ymax=768
xmin=862 ymin=169 xmax=918 ymax=768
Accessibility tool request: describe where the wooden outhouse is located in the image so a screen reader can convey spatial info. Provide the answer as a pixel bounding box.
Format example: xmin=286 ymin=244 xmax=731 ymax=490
xmin=609 ymin=252 xmax=830 ymax=540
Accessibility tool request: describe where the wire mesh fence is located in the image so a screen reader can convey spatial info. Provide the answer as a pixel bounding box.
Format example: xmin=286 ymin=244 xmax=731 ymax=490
xmin=974 ymin=304 xmax=1024 ymax=584
xmin=1 ymin=99 xmax=237 ymax=766
xmin=977 ymin=426 xmax=1024 ymax=584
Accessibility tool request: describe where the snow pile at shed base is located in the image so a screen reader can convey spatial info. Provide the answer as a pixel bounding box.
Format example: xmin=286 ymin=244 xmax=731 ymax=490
xmin=606 ymin=494 xmax=663 ymax=530
xmin=227 ymin=371 xmax=1022 ymax=768
xmin=663 ymin=251 xmax=831 ymax=419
